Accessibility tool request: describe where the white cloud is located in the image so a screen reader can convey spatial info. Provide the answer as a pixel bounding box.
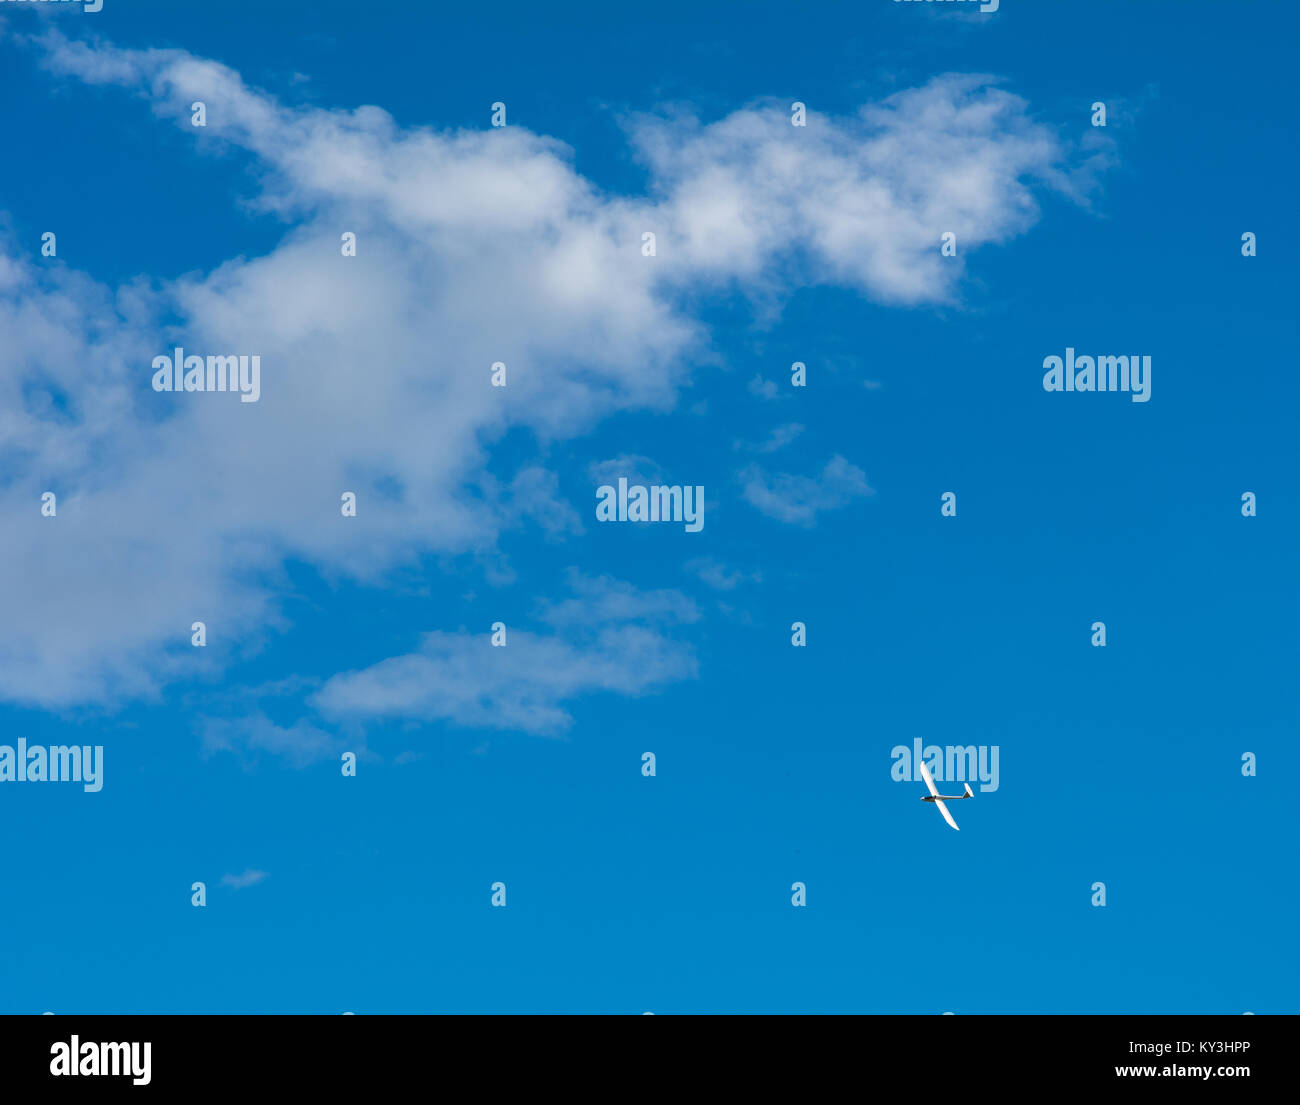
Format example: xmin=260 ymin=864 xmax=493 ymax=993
xmin=0 ymin=31 xmax=1102 ymax=713
xmin=220 ymin=869 xmax=269 ymax=891
xmin=203 ymin=713 xmax=344 ymax=769
xmin=624 ymin=77 xmax=1084 ymax=303
xmin=686 ymin=558 xmax=761 ymax=591
xmin=538 ymin=569 xmax=699 ymax=628
xmin=493 ymin=466 xmax=584 ymax=540
xmin=735 ymin=423 xmax=804 ymax=454
xmin=588 ymin=454 xmax=667 ymax=489
xmin=312 ymin=573 xmax=698 ymax=736
xmin=740 ymin=455 xmax=874 ymax=526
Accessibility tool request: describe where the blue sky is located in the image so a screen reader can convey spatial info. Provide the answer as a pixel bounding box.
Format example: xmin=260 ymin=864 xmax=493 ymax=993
xmin=0 ymin=0 xmax=1295 ymax=1013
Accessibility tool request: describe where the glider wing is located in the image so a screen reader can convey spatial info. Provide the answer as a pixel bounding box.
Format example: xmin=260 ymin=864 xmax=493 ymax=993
xmin=933 ymin=798 xmax=960 ymax=832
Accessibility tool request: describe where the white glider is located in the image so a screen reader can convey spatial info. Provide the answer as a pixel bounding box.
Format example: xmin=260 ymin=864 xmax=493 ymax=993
xmin=917 ymin=760 xmax=974 ymax=831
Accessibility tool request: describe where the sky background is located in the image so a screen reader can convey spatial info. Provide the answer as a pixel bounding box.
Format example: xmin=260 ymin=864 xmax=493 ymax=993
xmin=0 ymin=0 xmax=1295 ymax=1014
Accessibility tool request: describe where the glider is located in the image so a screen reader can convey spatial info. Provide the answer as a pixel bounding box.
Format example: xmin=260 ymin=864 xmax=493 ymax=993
xmin=917 ymin=760 xmax=974 ymax=831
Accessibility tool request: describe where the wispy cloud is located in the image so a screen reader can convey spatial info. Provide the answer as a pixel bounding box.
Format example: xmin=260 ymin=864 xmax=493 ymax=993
xmin=686 ymin=558 xmax=762 ymax=591
xmin=740 ymin=455 xmax=874 ymax=526
xmin=203 ymin=713 xmax=344 ymax=769
xmin=221 ymin=869 xmax=269 ymax=891
xmin=311 ymin=573 xmax=698 ymax=737
xmin=735 ymin=423 xmax=804 ymax=454
xmin=588 ymin=455 xmax=667 ymax=488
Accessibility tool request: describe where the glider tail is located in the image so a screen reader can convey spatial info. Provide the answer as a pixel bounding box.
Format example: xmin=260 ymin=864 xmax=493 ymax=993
xmin=963 ymin=783 xmax=974 ymax=798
